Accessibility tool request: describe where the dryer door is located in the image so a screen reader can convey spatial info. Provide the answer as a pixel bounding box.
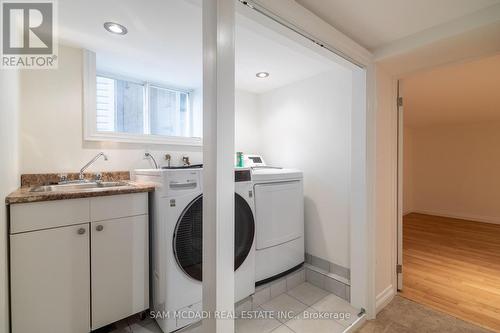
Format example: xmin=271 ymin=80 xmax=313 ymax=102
xmin=254 ymin=181 xmax=303 ymax=250
xmin=173 ymin=194 xmax=255 ymax=281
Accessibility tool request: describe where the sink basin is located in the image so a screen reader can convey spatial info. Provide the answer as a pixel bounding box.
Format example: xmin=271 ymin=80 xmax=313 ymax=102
xmin=30 ymin=181 xmax=129 ymax=193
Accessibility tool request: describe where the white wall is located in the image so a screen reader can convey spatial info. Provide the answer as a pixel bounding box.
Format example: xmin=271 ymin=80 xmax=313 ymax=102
xmin=406 ymin=122 xmax=500 ymax=224
xmin=0 ymin=70 xmax=20 ymax=333
xmin=235 ymin=90 xmax=260 ymax=154
xmin=256 ymin=69 xmax=353 ymax=268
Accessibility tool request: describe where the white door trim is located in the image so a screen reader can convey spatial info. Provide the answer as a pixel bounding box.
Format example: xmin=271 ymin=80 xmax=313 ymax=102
xmin=202 ymin=0 xmax=236 ymax=332
xmin=350 ymin=65 xmax=373 ymax=315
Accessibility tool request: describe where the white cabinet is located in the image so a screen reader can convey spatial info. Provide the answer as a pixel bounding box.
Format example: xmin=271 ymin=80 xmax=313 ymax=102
xmin=90 ymin=192 xmax=148 ymax=221
xmin=91 ymin=215 xmax=149 ymax=329
xmin=10 ymin=197 xmax=90 ymax=233
xmin=9 ymin=193 xmax=149 ymax=333
xmin=10 ymin=224 xmax=90 ymax=333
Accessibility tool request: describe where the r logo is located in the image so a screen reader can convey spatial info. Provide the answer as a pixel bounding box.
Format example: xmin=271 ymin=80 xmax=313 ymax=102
xmin=2 ymin=2 xmax=53 ymax=54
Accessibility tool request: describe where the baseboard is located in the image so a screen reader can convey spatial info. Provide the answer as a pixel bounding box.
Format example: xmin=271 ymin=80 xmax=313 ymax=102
xmin=410 ymin=210 xmax=500 ymax=225
xmin=375 ymin=285 xmax=394 ymax=314
xmin=304 ymin=263 xmax=350 ymax=285
xmin=304 ymin=264 xmax=350 ymax=302
xmin=343 ymin=313 xmax=366 ymax=333
xmin=304 ymin=253 xmax=350 ymax=281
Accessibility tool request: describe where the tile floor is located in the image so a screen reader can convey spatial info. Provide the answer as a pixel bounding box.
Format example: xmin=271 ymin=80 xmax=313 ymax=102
xmin=108 ymin=282 xmax=360 ymax=333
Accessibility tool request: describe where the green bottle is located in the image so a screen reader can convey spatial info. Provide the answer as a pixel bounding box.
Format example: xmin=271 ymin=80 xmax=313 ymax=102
xmin=236 ymin=152 xmax=244 ymax=168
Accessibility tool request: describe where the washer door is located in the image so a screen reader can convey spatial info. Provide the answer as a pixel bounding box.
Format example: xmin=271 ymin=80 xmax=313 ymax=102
xmin=173 ymin=193 xmax=255 ymax=282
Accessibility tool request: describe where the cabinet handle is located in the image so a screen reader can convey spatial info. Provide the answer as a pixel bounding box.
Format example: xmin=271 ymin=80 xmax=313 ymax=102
xmin=96 ymin=225 xmax=104 ymax=232
xmin=77 ymin=228 xmax=86 ymax=235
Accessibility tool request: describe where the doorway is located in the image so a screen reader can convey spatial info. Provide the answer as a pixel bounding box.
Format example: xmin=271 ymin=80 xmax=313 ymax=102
xmin=396 ymin=54 xmax=500 ymax=332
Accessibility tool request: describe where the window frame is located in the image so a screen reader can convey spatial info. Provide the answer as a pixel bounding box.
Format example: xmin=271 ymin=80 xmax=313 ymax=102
xmin=83 ymin=50 xmax=202 ymax=146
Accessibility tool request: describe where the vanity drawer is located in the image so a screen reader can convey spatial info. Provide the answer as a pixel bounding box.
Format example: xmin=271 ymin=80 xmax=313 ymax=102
xmin=10 ymin=198 xmax=90 ymax=234
xmin=90 ymin=193 xmax=148 ymax=221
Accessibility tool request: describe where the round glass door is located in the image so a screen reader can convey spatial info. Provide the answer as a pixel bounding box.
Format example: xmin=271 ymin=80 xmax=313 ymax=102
xmin=173 ymin=193 xmax=255 ymax=281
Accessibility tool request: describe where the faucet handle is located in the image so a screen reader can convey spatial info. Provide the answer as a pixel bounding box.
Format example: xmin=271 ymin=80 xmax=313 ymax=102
xmin=58 ymin=174 xmax=68 ymax=183
xmin=182 ymin=156 xmax=190 ymax=166
xmin=95 ymin=173 xmax=103 ymax=181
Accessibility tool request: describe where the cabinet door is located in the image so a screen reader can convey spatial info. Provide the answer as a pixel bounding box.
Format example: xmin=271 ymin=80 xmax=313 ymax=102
xmin=10 ymin=224 xmax=90 ymax=333
xmin=91 ymin=215 xmax=149 ymax=329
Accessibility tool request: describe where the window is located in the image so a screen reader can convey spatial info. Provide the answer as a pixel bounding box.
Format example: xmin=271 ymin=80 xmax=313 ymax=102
xmin=83 ymin=51 xmax=201 ymax=146
xmin=96 ymin=76 xmax=145 ymax=134
xmin=149 ymin=85 xmax=190 ymax=137
xmin=95 ymin=75 xmax=194 ymax=140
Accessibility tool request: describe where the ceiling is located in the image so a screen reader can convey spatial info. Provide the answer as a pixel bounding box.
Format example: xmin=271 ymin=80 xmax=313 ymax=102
xmin=58 ymin=0 xmax=340 ymax=94
xmin=235 ymin=14 xmax=339 ymax=93
xmin=377 ymin=21 xmax=500 ymax=78
xmin=403 ymin=53 xmax=500 ymax=128
xmin=295 ymin=0 xmax=500 ymax=51
xmin=59 ymin=0 xmax=202 ymax=90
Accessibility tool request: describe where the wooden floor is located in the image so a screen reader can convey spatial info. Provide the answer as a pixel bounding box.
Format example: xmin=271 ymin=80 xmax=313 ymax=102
xmin=400 ymin=213 xmax=500 ymax=333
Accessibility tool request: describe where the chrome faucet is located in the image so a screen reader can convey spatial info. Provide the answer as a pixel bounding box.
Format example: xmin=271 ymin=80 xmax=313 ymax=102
xmin=79 ymin=152 xmax=108 ymax=180
xmin=145 ymin=152 xmax=159 ymax=169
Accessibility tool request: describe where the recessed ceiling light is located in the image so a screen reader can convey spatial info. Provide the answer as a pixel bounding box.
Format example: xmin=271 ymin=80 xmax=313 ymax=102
xmin=256 ymin=72 xmax=270 ymax=78
xmin=104 ymin=22 xmax=128 ymax=35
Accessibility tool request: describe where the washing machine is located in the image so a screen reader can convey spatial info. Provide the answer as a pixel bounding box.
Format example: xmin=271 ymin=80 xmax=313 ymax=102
xmin=133 ymin=167 xmax=255 ymax=333
xmin=251 ymin=165 xmax=304 ymax=284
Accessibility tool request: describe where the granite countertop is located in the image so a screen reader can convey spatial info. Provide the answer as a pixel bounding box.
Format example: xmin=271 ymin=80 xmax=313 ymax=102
xmin=6 ymin=172 xmax=155 ymax=205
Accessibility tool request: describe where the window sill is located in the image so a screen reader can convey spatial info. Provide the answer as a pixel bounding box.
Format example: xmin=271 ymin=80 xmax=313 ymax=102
xmin=84 ymin=132 xmax=202 ymax=146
